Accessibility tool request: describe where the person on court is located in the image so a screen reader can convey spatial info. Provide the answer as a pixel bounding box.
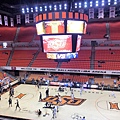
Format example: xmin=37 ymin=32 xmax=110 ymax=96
xmin=52 ymin=106 xmax=57 ymax=119
xmin=71 ymin=92 xmax=74 ymax=103
xmin=58 ymin=94 xmax=62 ymax=104
xmin=8 ymin=97 xmax=12 ymax=107
xmin=46 ymin=88 xmax=49 ymax=98
xmin=0 ymin=94 xmax=1 ymax=101
xmin=80 ymin=85 xmax=83 ymax=95
xmin=36 ymin=109 xmax=42 ymax=116
xmin=15 ymin=99 xmax=21 ymax=111
xmin=39 ymin=92 xmax=42 ymax=102
xmin=109 ymin=91 xmax=116 ymax=98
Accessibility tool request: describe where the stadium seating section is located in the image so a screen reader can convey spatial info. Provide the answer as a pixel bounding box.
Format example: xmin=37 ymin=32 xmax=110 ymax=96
xmin=0 ymin=27 xmax=17 ymax=41
xmin=0 ymin=50 xmax=10 ymax=66
xmin=27 ymin=74 xmax=53 ymax=82
xmin=32 ymin=52 xmax=57 ymax=68
xmin=95 ymin=50 xmax=120 ymax=70
xmin=0 ymin=22 xmax=120 ymax=70
xmin=27 ymin=73 xmax=94 ymax=84
xmin=10 ymin=50 xmax=37 ymax=66
xmin=56 ymin=74 xmax=93 ymax=83
xmin=0 ymin=72 xmax=14 ymax=84
xmin=109 ymin=22 xmax=120 ymax=40
xmin=17 ymin=27 xmax=36 ymax=42
xmin=83 ymin=22 xmax=106 ymax=39
xmin=94 ymin=78 xmax=115 ymax=86
xmin=61 ymin=50 xmax=91 ymax=69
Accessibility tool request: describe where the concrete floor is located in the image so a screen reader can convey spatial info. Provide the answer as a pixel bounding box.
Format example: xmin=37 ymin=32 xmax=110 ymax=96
xmin=0 ymin=84 xmax=120 ymax=120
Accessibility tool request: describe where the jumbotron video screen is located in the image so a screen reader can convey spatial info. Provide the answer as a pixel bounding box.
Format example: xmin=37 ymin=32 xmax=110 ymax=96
xmin=36 ymin=18 xmax=87 ymax=60
xmin=42 ymin=35 xmax=72 ymax=53
xmin=36 ymin=20 xmax=87 ymax=35
xmin=36 ymin=21 xmax=64 ymax=35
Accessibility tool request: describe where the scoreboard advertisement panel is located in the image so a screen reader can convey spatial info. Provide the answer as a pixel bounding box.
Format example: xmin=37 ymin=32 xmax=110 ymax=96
xmin=76 ymin=35 xmax=82 ymax=51
xmin=84 ymin=22 xmax=87 ymax=34
xmin=47 ymin=52 xmax=78 ymax=59
xmin=43 ymin=35 xmax=72 ymax=53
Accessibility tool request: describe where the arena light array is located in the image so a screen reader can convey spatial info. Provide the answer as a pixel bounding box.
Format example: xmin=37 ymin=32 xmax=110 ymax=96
xmin=114 ymin=0 xmax=117 ymax=5
xmin=40 ymin=6 xmax=42 ymax=11
xmin=21 ymin=0 xmax=119 ymax=14
xmin=35 ymin=6 xmax=38 ymax=12
xmin=79 ymin=2 xmax=82 ymax=8
xmin=54 ymin=5 xmax=57 ymax=11
xmin=90 ymin=1 xmax=93 ymax=7
xmin=26 ymin=7 xmax=29 ymax=13
xmin=96 ymin=1 xmax=99 ymax=7
xmin=31 ymin=8 xmax=33 ymax=12
xmin=102 ymin=0 xmax=105 ymax=6
xmin=84 ymin=2 xmax=87 ymax=8
xmin=22 ymin=8 xmax=25 ymax=13
xmin=44 ymin=5 xmax=47 ymax=11
xmin=49 ymin=5 xmax=52 ymax=10
xmin=59 ymin=4 xmax=62 ymax=10
xmin=75 ymin=3 xmax=77 ymax=8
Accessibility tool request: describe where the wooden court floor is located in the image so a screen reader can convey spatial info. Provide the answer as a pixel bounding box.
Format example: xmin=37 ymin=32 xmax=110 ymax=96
xmin=0 ymin=84 xmax=120 ymax=120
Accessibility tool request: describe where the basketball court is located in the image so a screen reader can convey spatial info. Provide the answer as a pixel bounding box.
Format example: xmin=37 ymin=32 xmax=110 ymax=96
xmin=0 ymin=84 xmax=120 ymax=120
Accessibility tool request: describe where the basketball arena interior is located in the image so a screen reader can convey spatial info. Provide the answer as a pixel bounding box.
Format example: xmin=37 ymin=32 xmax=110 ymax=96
xmin=0 ymin=0 xmax=120 ymax=120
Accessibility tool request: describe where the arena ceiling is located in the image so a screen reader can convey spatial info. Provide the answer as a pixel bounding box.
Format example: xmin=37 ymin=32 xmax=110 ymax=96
xmin=1 ymin=0 xmax=69 ymax=6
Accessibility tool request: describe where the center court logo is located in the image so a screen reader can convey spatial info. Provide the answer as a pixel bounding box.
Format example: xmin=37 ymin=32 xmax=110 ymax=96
xmin=15 ymin=93 xmax=26 ymax=99
xmin=42 ymin=96 xmax=86 ymax=106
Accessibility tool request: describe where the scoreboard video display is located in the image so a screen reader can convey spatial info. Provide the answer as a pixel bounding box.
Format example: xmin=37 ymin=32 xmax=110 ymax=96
xmin=44 ymin=21 xmax=64 ymax=34
xmin=36 ymin=22 xmax=45 ymax=35
xmin=36 ymin=20 xmax=87 ymax=35
xmin=36 ymin=21 xmax=64 ymax=35
xmin=67 ymin=20 xmax=84 ymax=34
xmin=42 ymin=35 xmax=72 ymax=53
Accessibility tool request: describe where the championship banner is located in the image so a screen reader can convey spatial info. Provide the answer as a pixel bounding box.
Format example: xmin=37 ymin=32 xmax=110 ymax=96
xmin=89 ymin=8 xmax=94 ymax=19
xmin=98 ymin=8 xmax=104 ymax=19
xmin=16 ymin=15 xmax=21 ymax=24
xmin=33 ymin=13 xmax=38 ymax=22
xmin=0 ymin=15 xmax=2 ymax=25
xmin=10 ymin=18 xmax=14 ymax=27
xmin=25 ymin=14 xmax=29 ymax=23
xmin=4 ymin=16 xmax=8 ymax=26
xmin=109 ymin=7 xmax=115 ymax=18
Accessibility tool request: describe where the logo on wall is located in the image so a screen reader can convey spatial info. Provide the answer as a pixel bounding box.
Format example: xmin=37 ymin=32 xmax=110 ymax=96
xmin=48 ymin=38 xmax=66 ymax=50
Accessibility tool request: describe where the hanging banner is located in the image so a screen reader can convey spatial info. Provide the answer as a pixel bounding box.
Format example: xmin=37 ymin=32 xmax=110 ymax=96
xmin=33 ymin=13 xmax=38 ymax=22
xmin=0 ymin=15 xmax=2 ymax=25
xmin=25 ymin=14 xmax=29 ymax=23
xmin=109 ymin=7 xmax=115 ymax=18
xmin=10 ymin=18 xmax=14 ymax=27
xmin=89 ymin=8 xmax=94 ymax=19
xmin=98 ymin=8 xmax=104 ymax=19
xmin=4 ymin=16 xmax=8 ymax=26
xmin=16 ymin=15 xmax=21 ymax=24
